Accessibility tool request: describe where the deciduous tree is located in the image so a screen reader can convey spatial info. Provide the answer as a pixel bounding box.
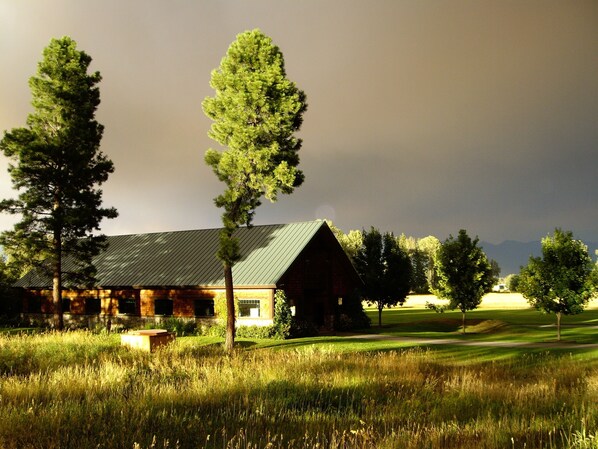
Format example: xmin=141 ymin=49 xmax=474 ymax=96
xmin=203 ymin=29 xmax=306 ymax=351
xmin=0 ymin=37 xmax=117 ymax=329
xmin=518 ymin=229 xmax=596 ymax=341
xmin=327 ymin=220 xmax=362 ymax=261
xmin=429 ymin=230 xmax=495 ymax=333
xmin=398 ymin=234 xmax=430 ymax=294
xmin=354 ymin=228 xmax=411 ymax=327
xmin=418 ymin=235 xmax=441 ymax=292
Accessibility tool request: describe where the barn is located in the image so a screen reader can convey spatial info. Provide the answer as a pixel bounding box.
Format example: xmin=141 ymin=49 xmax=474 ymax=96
xmin=15 ymin=220 xmax=361 ymax=330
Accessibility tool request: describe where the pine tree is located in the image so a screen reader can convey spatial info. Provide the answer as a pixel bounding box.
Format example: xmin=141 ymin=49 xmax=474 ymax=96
xmin=203 ymin=29 xmax=306 ymax=351
xmin=0 ymin=37 xmax=117 ymax=329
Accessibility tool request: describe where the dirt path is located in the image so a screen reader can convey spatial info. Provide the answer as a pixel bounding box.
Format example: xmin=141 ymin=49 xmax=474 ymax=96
xmin=341 ymin=333 xmax=598 ymax=349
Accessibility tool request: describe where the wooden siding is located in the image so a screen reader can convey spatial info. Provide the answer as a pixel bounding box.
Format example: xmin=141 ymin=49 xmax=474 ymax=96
xmin=22 ymin=287 xmax=275 ymax=320
xmin=279 ymin=225 xmax=360 ymax=328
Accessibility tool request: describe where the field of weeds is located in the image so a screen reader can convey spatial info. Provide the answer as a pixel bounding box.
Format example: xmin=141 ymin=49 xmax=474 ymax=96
xmin=0 ymin=328 xmax=597 ymax=449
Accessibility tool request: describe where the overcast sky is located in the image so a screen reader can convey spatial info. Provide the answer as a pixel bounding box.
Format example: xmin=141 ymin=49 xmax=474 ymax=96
xmin=1 ymin=0 xmax=597 ymax=244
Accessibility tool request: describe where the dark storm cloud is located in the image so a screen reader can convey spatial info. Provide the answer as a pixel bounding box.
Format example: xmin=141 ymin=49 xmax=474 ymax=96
xmin=1 ymin=0 xmax=597 ymax=243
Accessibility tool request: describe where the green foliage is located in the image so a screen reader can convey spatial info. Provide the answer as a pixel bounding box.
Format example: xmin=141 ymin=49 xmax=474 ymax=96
xmin=145 ymin=318 xmax=197 ymax=337
xmin=272 ymin=290 xmax=292 ymax=339
xmin=336 ymin=290 xmax=371 ymax=331
xmin=202 ymin=29 xmax=306 ymax=350
xmin=0 ymin=37 xmax=117 ymax=329
xmin=0 ymin=255 xmax=20 ymax=318
xmin=430 ymin=230 xmax=495 ymax=333
xmin=354 ymin=227 xmax=411 ymax=326
xmin=202 ymin=28 xmax=307 ymax=261
xmin=489 ymin=258 xmax=501 ymax=279
xmin=235 ymin=325 xmax=273 ymax=339
xmin=505 ymin=273 xmax=520 ymax=292
xmin=196 ymin=322 xmax=227 ymax=338
xmin=289 ymin=318 xmax=319 ymax=338
xmin=399 ymin=234 xmax=441 ymax=294
xmin=417 ymin=235 xmax=441 ymax=292
xmin=519 ymin=228 xmax=596 ymax=340
xmin=326 ymin=221 xmax=363 ymax=261
xmin=214 ymin=293 xmax=239 ymax=323
xmin=408 ymin=248 xmax=429 ymax=294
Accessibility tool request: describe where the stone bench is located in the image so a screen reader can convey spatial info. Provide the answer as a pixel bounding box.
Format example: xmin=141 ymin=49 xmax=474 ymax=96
xmin=120 ymin=329 xmax=176 ymax=352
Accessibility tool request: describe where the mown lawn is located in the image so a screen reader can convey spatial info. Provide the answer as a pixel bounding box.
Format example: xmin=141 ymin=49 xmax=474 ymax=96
xmin=362 ymin=296 xmax=598 ymax=348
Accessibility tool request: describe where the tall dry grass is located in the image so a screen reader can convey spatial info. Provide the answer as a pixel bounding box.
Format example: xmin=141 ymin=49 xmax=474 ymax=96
xmin=0 ymin=331 xmax=596 ymax=448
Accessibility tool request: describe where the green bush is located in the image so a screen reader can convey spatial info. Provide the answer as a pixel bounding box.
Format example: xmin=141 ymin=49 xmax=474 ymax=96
xmin=214 ymin=293 xmax=239 ymax=323
xmin=235 ymin=325 xmax=273 ymax=339
xmin=337 ymin=290 xmax=371 ymax=331
xmin=159 ymin=318 xmax=197 ymax=336
xmin=196 ymin=322 xmax=226 ymax=337
xmin=271 ymin=290 xmax=292 ymax=339
xmin=290 ymin=318 xmax=319 ymax=338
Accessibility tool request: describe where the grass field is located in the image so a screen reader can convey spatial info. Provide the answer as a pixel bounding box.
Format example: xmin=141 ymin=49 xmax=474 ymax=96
xmin=1 ymin=296 xmax=598 ymax=449
xmin=363 ymin=294 xmax=598 ymax=345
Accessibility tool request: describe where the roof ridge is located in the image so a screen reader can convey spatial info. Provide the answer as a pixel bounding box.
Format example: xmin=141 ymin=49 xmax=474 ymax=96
xmin=103 ymin=220 xmax=324 ymax=238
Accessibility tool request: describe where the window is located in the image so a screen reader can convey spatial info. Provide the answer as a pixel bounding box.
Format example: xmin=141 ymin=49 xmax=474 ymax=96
xmin=118 ymin=297 xmax=137 ymax=315
xmin=62 ymin=297 xmax=71 ymax=313
xmin=85 ymin=297 xmax=101 ymax=315
xmin=154 ymin=299 xmax=173 ymax=316
xmin=28 ymin=296 xmax=42 ymax=313
xmin=194 ymin=299 xmax=214 ymax=317
xmin=238 ymin=299 xmax=260 ymax=318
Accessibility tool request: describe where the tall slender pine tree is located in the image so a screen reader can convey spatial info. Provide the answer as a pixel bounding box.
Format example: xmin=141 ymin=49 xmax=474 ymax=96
xmin=0 ymin=37 xmax=117 ymax=329
xmin=203 ymin=29 xmax=307 ymax=351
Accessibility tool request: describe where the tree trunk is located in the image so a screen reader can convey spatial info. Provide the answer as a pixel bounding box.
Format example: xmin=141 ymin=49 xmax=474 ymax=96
xmin=378 ymin=304 xmax=383 ymax=327
xmin=52 ymin=234 xmax=63 ymax=330
xmin=224 ymin=263 xmax=236 ymax=352
xmin=462 ymin=310 xmax=466 ymax=335
xmin=556 ymin=312 xmax=562 ymax=342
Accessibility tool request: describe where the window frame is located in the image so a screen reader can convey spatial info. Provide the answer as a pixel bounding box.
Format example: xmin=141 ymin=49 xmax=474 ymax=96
xmin=238 ymin=299 xmax=261 ymax=318
xmin=194 ymin=298 xmax=215 ymax=317
xmin=118 ymin=297 xmax=137 ymax=315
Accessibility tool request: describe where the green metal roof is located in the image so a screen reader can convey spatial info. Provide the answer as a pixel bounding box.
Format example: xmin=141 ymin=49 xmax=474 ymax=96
xmin=16 ymin=221 xmax=329 ymax=289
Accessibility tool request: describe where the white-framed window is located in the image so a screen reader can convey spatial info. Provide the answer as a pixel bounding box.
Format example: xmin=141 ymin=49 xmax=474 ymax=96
xmin=238 ymin=299 xmax=260 ymax=318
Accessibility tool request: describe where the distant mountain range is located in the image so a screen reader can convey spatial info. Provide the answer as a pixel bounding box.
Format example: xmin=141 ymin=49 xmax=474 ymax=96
xmin=481 ymin=240 xmax=598 ymax=276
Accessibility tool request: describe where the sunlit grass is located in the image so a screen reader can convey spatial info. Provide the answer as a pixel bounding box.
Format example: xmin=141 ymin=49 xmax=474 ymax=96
xmin=0 ymin=329 xmax=597 ymax=448
xmin=363 ymin=298 xmax=598 ymax=348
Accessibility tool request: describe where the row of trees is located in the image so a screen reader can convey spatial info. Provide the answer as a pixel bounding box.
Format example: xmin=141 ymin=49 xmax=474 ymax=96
xmin=334 ymin=223 xmax=597 ymax=339
xmin=335 ymin=225 xmax=497 ymax=331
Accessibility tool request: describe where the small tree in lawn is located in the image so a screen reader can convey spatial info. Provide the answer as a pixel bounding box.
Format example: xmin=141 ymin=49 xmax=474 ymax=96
xmin=518 ymin=228 xmax=596 ymax=341
xmin=354 ymin=228 xmax=411 ymax=327
xmin=203 ymin=29 xmax=306 ymax=351
xmin=429 ymin=229 xmax=495 ymax=334
xmin=0 ymin=37 xmax=117 ymax=330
